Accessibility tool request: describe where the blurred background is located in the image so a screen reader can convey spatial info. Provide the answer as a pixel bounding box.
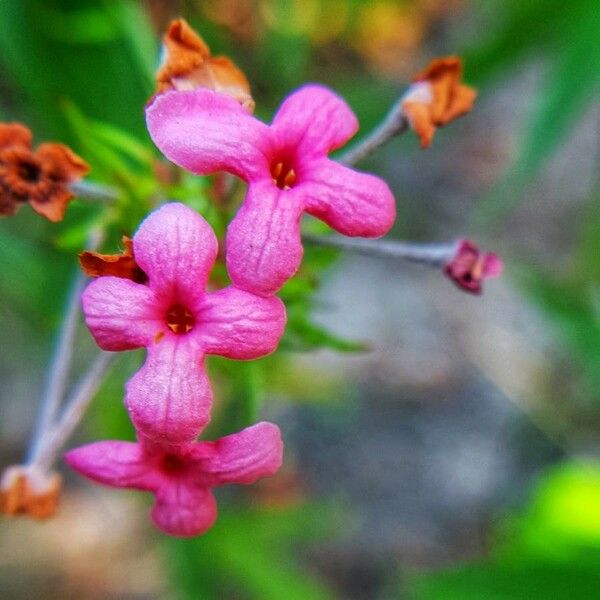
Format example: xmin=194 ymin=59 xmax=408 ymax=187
xmin=0 ymin=1 xmax=599 ymax=598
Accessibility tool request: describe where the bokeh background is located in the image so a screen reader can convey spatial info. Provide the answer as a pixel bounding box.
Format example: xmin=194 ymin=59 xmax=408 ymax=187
xmin=1 ymin=1 xmax=599 ymax=598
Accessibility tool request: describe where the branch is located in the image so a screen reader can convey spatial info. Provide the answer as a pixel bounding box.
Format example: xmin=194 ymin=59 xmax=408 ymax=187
xmin=339 ymin=97 xmax=408 ymax=166
xmin=304 ymin=233 xmax=457 ymax=266
xmin=27 ymin=230 xmax=102 ymax=464
xmin=70 ymin=180 xmax=120 ymax=202
xmin=30 ymin=352 xmax=115 ymax=473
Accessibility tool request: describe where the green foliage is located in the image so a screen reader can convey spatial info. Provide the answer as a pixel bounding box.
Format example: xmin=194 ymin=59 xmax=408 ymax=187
xmin=409 ymin=462 xmax=600 ymax=599
xmin=162 ymin=505 xmax=337 ymax=600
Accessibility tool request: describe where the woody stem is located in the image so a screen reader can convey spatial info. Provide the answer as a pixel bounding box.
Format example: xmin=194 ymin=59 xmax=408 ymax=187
xmin=338 ymin=97 xmax=408 ymax=166
xmin=29 ymin=352 xmax=115 ymax=473
xmin=303 ymin=233 xmax=458 ymax=266
xmin=27 ymin=230 xmax=102 ymax=466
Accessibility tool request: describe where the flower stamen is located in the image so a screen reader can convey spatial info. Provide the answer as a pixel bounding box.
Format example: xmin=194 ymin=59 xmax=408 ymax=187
xmin=270 ymin=161 xmax=296 ymax=189
xmin=166 ymin=304 xmax=195 ymax=334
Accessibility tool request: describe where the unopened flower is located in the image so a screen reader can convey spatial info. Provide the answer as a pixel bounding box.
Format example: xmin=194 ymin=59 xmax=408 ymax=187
xmin=82 ymin=203 xmax=286 ymax=443
xmin=65 ymin=421 xmax=283 ymax=537
xmin=146 ymin=85 xmax=396 ymax=296
xmin=155 ymin=18 xmax=254 ymax=112
xmin=79 ymin=236 xmax=148 ymax=283
xmin=0 ymin=465 xmax=61 ymax=519
xmin=444 ymin=239 xmax=503 ymax=294
xmin=401 ymin=56 xmax=477 ymax=148
xmin=0 ymin=123 xmax=89 ymax=222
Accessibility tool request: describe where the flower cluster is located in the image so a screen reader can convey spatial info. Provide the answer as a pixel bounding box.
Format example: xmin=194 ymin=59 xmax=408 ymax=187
xmin=56 ymin=21 xmax=497 ymax=537
xmin=68 ymin=57 xmax=399 ymax=533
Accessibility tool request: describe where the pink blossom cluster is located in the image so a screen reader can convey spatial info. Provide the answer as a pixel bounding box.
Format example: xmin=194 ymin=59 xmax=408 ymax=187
xmin=66 ymin=84 xmax=396 ymax=536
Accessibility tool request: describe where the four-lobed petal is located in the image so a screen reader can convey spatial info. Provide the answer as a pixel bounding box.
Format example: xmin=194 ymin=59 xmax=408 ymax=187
xmin=65 ymin=422 xmax=283 ymax=537
xmin=146 ymin=84 xmax=397 ymax=296
xmin=146 ymin=90 xmax=270 ymax=181
xmin=226 ymin=181 xmax=305 ymax=296
xmin=125 ymin=336 xmax=212 ymax=443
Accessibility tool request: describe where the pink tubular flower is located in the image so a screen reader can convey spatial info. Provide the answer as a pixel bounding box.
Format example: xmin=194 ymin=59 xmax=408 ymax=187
xmin=444 ymin=239 xmax=503 ymax=294
xmin=146 ymin=85 xmax=396 ymax=296
xmin=65 ymin=421 xmax=283 ymax=537
xmin=82 ymin=203 xmax=286 ymax=443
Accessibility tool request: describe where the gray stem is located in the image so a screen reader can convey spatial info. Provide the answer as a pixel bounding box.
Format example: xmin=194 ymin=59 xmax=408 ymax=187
xmin=70 ymin=180 xmax=120 ymax=203
xmin=339 ymin=98 xmax=408 ymax=166
xmin=30 ymin=352 xmax=115 ymax=473
xmin=304 ymin=233 xmax=458 ymax=267
xmin=27 ymin=230 xmax=102 ymax=463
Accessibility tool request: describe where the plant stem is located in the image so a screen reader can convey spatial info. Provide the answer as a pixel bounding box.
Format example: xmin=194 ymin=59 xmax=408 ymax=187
xmin=304 ymin=233 xmax=457 ymax=267
xmin=339 ymin=97 xmax=408 ymax=166
xmin=70 ymin=180 xmax=120 ymax=202
xmin=30 ymin=352 xmax=115 ymax=473
xmin=27 ymin=230 xmax=102 ymax=465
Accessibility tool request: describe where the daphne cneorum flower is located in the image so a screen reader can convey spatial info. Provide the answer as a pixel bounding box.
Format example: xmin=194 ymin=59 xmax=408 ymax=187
xmin=146 ymin=84 xmax=397 ymax=296
xmin=81 ymin=202 xmax=286 ymax=443
xmin=66 ymin=422 xmax=282 ymax=537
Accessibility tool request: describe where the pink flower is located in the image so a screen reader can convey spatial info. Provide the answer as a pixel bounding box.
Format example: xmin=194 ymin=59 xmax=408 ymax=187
xmin=82 ymin=203 xmax=286 ymax=443
xmin=443 ymin=239 xmax=503 ymax=294
xmin=65 ymin=421 xmax=283 ymax=537
xmin=146 ymin=85 xmax=396 ymax=296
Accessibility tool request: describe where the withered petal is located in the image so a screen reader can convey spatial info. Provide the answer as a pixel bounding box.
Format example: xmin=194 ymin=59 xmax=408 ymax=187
xmin=154 ymin=18 xmax=254 ymax=111
xmin=402 ymin=101 xmax=436 ymax=148
xmin=156 ymin=18 xmax=210 ymax=87
xmin=36 ymin=143 xmax=90 ymax=181
xmin=0 ymin=122 xmax=32 ymax=150
xmin=28 ymin=186 xmax=73 ymax=223
xmin=404 ymin=55 xmax=477 ymax=146
xmin=79 ymin=236 xmax=148 ymax=283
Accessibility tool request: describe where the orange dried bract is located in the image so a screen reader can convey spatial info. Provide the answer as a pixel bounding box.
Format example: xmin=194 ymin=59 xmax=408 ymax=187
xmin=0 ymin=122 xmax=89 ymax=222
xmin=402 ymin=56 xmax=476 ymax=148
xmin=79 ymin=236 xmax=148 ymax=283
xmin=155 ymin=18 xmax=255 ymax=112
xmin=0 ymin=466 xmax=62 ymax=520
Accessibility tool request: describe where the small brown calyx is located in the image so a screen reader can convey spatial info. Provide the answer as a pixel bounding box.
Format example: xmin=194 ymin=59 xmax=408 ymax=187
xmin=270 ymin=161 xmax=297 ymax=190
xmin=0 ymin=465 xmax=62 ymax=520
xmin=79 ymin=236 xmax=148 ymax=284
xmin=166 ymin=303 xmax=195 ymax=334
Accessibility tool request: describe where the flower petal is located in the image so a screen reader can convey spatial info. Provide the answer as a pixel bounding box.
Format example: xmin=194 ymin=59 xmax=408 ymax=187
xmin=36 ymin=143 xmax=90 ymax=181
xmin=200 ymin=422 xmax=283 ymax=487
xmin=0 ymin=123 xmax=32 ymax=150
xmin=28 ymin=187 xmax=73 ymax=223
xmin=226 ymin=181 xmax=304 ymax=296
xmin=302 ymin=159 xmax=396 ymax=237
xmin=65 ymin=441 xmax=160 ymax=491
xmin=151 ymin=485 xmax=217 ymax=537
xmin=197 ymin=287 xmax=286 ymax=359
xmin=125 ymin=337 xmax=211 ymax=443
xmin=82 ymin=277 xmax=162 ymax=351
xmin=483 ymin=254 xmax=503 ymax=278
xmin=270 ymin=84 xmax=358 ymax=158
xmin=133 ymin=203 xmax=217 ymax=305
xmin=146 ymin=89 xmax=270 ymax=181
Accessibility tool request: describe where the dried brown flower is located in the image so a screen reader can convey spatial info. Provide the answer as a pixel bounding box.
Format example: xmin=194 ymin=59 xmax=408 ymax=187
xmin=155 ymin=19 xmax=255 ymax=112
xmin=0 ymin=123 xmax=89 ymax=222
xmin=402 ymin=56 xmax=477 ymax=148
xmin=0 ymin=465 xmax=62 ymax=519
